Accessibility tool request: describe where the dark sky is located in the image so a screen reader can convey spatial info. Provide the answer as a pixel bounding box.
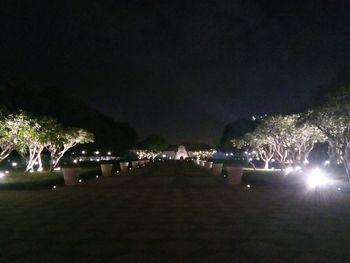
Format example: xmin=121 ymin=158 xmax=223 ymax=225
xmin=1 ymin=0 xmax=350 ymax=145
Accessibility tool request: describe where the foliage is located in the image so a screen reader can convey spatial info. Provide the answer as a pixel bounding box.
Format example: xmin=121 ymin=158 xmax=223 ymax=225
xmin=139 ymin=134 xmax=167 ymax=152
xmin=305 ymin=85 xmax=350 ymax=178
xmin=232 ymin=114 xmax=325 ymax=169
xmin=0 ymin=110 xmax=94 ymax=172
xmin=0 ymin=82 xmax=137 ymax=154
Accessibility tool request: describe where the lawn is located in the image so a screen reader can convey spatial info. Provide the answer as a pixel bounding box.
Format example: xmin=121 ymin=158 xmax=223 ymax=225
xmin=0 ymin=161 xmax=350 ymax=262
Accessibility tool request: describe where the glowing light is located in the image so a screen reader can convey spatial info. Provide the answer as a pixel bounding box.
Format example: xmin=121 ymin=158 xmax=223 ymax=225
xmin=95 ymin=151 xmax=100 ymax=155
xmin=295 ymin=166 xmax=302 ymax=172
xmin=307 ymin=168 xmax=328 ymax=189
xmin=285 ymin=167 xmax=294 ymax=175
xmin=79 ymin=179 xmax=82 ymax=183
xmin=37 ymin=167 xmax=43 ymax=172
xmin=162 ymin=154 xmax=166 ymax=158
xmin=129 ymin=168 xmax=132 ymax=170
xmin=117 ymin=171 xmax=120 ymax=173
xmin=225 ymin=153 xmax=229 ymax=156
xmin=29 ymin=170 xmax=34 ymax=173
xmin=73 ymin=160 xmax=78 ymax=164
xmin=53 ymin=185 xmax=57 ymax=189
xmin=0 ymin=172 xmax=5 ymax=178
xmin=5 ymin=171 xmax=9 ymax=174
xmin=304 ymin=159 xmax=310 ymax=165
xmin=96 ymin=159 xmax=100 ymax=162
xmin=107 ymin=152 xmax=111 ymax=155
xmin=81 ymin=150 xmax=86 ymax=154
xmin=53 ymin=167 xmax=61 ymax=171
xmin=337 ymin=187 xmax=341 ymax=191
xmin=11 ymin=162 xmax=17 ymax=167
xmin=247 ymin=184 xmax=251 ymax=188
xmin=324 ymin=160 xmax=330 ymax=166
xmin=96 ymin=175 xmax=99 ymax=178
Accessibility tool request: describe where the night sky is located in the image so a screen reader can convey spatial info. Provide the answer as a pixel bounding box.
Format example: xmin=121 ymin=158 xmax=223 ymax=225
xmin=1 ymin=0 xmax=350 ymax=145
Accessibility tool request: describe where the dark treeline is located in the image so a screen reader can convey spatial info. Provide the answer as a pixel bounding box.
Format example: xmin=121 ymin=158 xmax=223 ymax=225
xmin=0 ymin=81 xmax=138 ymax=155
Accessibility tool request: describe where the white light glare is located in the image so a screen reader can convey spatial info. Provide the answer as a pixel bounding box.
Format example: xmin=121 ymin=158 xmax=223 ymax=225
xmin=0 ymin=172 xmax=5 ymax=178
xmin=247 ymin=184 xmax=251 ymax=188
xmin=285 ymin=167 xmax=294 ymax=175
xmin=324 ymin=160 xmax=330 ymax=166
xmin=307 ymin=168 xmax=328 ymax=189
xmin=53 ymin=185 xmax=57 ymax=189
xmin=12 ymin=162 xmax=17 ymax=167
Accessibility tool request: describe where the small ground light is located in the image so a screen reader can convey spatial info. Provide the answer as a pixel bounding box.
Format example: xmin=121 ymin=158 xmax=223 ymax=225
xmin=79 ymin=179 xmax=82 ymax=183
xmin=52 ymin=185 xmax=57 ymax=189
xmin=96 ymin=175 xmax=99 ymax=179
xmin=129 ymin=168 xmax=132 ymax=170
xmin=0 ymin=172 xmax=5 ymax=178
xmin=5 ymin=171 xmax=9 ymax=174
xmin=338 ymin=188 xmax=341 ymax=191
xmin=247 ymin=184 xmax=251 ymax=188
xmin=117 ymin=171 xmax=120 ymax=173
xmin=12 ymin=162 xmax=17 ymax=167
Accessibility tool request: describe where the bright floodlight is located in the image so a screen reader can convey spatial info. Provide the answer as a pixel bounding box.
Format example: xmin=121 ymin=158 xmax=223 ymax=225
xmin=0 ymin=172 xmax=5 ymax=178
xmin=307 ymin=168 xmax=328 ymax=189
xmin=285 ymin=167 xmax=294 ymax=175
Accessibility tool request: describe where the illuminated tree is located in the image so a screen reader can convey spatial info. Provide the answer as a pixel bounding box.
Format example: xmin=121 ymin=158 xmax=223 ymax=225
xmin=1 ymin=111 xmax=46 ymax=171
xmin=232 ymin=120 xmax=276 ymax=169
xmin=46 ymin=126 xmax=94 ymax=170
xmin=306 ymin=86 xmax=350 ymax=179
xmin=0 ymin=111 xmax=28 ymax=161
xmin=232 ymin=114 xmax=325 ymax=169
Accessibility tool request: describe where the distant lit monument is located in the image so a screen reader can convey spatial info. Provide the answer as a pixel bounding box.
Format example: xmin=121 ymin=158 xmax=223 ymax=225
xmin=175 ymin=145 xmax=189 ymax=160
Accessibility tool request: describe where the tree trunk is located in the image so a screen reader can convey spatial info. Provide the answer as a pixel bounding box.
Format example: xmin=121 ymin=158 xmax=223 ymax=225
xmin=264 ymin=161 xmax=269 ymax=170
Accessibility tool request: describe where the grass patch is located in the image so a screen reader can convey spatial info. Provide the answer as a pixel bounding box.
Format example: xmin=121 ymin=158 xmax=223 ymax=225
xmin=0 ymin=166 xmax=101 ymax=190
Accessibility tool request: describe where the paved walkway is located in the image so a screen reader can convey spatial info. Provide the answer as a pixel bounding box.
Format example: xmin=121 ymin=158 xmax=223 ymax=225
xmin=1 ymin=161 xmax=350 ymax=262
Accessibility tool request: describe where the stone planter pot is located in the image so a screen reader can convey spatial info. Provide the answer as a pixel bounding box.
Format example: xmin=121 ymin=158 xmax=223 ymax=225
xmin=200 ymin=161 xmax=206 ymax=167
xmin=101 ymin=164 xmax=113 ymax=177
xmin=119 ymin=162 xmax=129 ymax=172
xmin=131 ymin=161 xmax=139 ymax=168
xmin=138 ymin=160 xmax=145 ymax=167
xmin=226 ymin=167 xmax=243 ymax=185
xmin=62 ymin=168 xmax=80 ymax=186
xmin=212 ymin=163 xmax=223 ymax=176
xmin=204 ymin=161 xmax=213 ymax=170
